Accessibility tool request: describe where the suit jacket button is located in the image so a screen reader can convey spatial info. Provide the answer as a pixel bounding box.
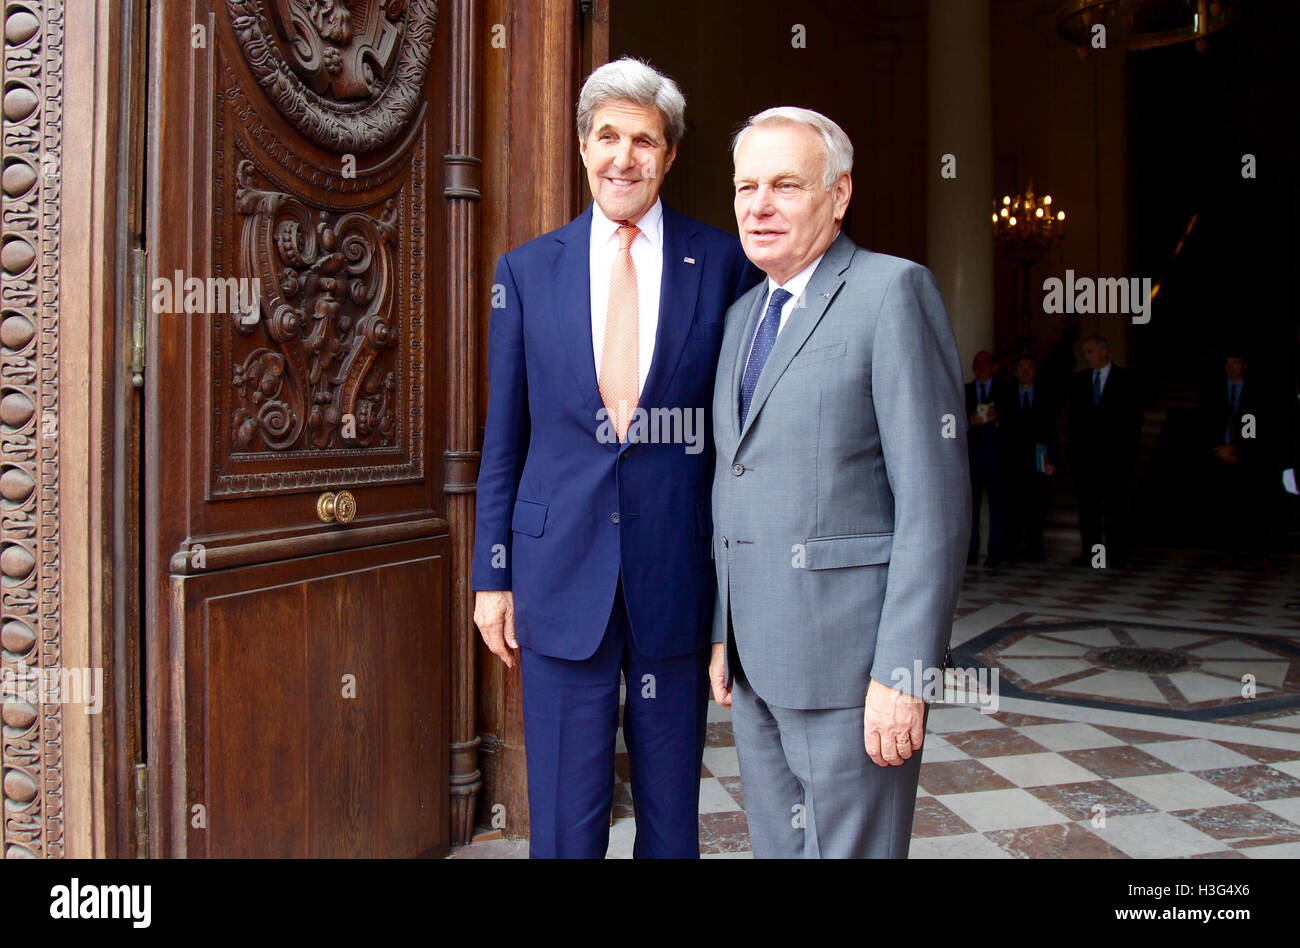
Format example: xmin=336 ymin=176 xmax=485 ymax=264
xmin=610 ymin=512 xmax=620 ymax=524
xmin=731 ymin=463 xmax=744 ymax=476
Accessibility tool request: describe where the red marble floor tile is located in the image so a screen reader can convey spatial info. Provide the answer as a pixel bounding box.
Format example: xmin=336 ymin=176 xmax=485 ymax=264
xmin=988 ymin=711 xmax=1066 ymax=727
xmin=919 ymin=759 xmax=1016 ymax=795
xmin=698 ymin=810 xmax=750 ymax=855
xmin=1058 ymin=746 xmax=1178 ymax=779
xmin=612 ymin=781 xmax=635 ymax=821
xmin=910 ymin=797 xmax=975 ymax=838
xmin=1093 ymin=724 xmax=1188 ymax=745
xmin=716 ymin=775 xmax=745 ymax=809
xmin=942 ymin=728 xmax=1050 ymax=758
xmin=1169 ymin=803 xmax=1300 ymax=846
xmin=1191 ymin=764 xmax=1300 ymax=802
xmin=1025 ymin=780 xmax=1159 ymax=821
xmin=1174 ymin=850 xmax=1250 ymax=859
xmin=706 ymin=722 xmax=735 ymax=747
xmin=986 ymin=822 xmax=1130 ymax=859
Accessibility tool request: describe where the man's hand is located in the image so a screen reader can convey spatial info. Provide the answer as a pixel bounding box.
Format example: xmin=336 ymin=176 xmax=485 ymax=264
xmin=474 ymin=590 xmax=518 ymax=668
xmin=709 ymin=642 xmax=731 ymax=707
xmin=1043 ymin=462 xmax=1056 ymax=476
xmin=863 ymin=677 xmax=926 ymax=767
xmin=1213 ymin=444 xmax=1238 ymax=464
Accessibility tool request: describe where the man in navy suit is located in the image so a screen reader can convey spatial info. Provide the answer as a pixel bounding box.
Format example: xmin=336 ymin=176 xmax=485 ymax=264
xmin=1005 ymin=356 xmax=1057 ymax=562
xmin=1199 ymin=350 xmax=1275 ymax=570
xmin=471 ymin=58 xmax=759 ymax=857
xmin=965 ymin=351 xmax=1015 ymax=566
xmin=1066 ymin=334 xmax=1142 ymax=567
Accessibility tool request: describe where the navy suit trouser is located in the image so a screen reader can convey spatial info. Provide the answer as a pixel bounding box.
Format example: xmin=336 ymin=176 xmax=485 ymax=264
xmin=519 ymin=577 xmax=709 ymax=858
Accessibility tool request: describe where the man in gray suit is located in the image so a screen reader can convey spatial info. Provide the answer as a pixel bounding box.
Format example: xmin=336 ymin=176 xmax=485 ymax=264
xmin=708 ymin=107 xmax=970 ymax=858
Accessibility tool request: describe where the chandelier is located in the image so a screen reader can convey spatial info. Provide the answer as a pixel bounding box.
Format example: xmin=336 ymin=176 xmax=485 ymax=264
xmin=993 ymin=183 xmax=1066 ymax=327
xmin=1057 ymin=0 xmax=1242 ymax=52
xmin=993 ymin=183 xmax=1065 ymax=265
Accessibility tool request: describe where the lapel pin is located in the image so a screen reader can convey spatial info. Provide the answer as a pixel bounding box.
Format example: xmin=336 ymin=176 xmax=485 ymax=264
xmin=683 ymin=256 xmax=696 ymax=265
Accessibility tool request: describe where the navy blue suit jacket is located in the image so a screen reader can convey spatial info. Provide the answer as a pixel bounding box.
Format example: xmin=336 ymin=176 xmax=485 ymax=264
xmin=472 ymin=202 xmax=760 ymax=660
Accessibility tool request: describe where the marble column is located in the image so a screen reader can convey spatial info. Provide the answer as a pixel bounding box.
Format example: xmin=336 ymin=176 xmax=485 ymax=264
xmin=926 ymin=0 xmax=994 ymax=380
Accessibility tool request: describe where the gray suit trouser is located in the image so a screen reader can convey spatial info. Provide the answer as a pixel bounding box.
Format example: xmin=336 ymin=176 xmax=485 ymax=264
xmin=731 ymin=654 xmax=925 ymax=859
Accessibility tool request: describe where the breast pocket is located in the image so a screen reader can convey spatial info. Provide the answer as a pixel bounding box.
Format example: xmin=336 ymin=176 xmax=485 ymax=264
xmin=789 ymin=340 xmax=847 ymax=369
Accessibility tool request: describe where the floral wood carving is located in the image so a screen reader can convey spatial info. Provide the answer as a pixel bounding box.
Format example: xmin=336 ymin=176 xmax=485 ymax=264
xmin=1 ymin=0 xmax=65 ymax=858
xmin=233 ymin=159 xmax=398 ymax=452
xmin=225 ymin=0 xmax=437 ymax=152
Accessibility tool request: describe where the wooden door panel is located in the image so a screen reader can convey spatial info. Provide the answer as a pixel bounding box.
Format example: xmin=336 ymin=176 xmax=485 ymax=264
xmin=205 ymin=579 xmax=307 ymax=858
xmin=147 ymin=0 xmax=452 ymax=857
xmin=303 ymin=568 xmax=379 ymax=858
xmin=176 ymin=540 xmax=448 ymax=858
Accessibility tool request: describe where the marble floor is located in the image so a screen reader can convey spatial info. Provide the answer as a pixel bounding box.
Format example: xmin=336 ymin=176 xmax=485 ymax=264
xmin=450 ymin=547 xmax=1300 ymax=859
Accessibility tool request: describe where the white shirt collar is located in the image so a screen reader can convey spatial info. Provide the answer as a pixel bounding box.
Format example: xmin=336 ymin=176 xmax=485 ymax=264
xmin=591 ymin=197 xmax=664 ymax=250
xmin=766 ymin=253 xmax=825 ymax=305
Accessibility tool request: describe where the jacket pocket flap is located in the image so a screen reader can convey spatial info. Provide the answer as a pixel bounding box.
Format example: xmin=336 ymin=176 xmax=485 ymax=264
xmin=790 ymin=340 xmax=847 ymax=366
xmin=511 ymin=499 xmax=548 ymax=537
xmin=803 ymin=532 xmax=892 ymax=569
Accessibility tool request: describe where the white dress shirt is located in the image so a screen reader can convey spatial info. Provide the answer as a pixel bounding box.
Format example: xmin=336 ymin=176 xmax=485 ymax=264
xmin=743 ymin=253 xmax=826 ymax=366
xmin=590 ymin=198 xmax=663 ymax=395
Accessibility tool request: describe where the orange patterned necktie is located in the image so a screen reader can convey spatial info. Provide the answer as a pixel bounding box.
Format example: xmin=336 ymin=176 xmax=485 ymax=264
xmin=598 ymin=221 xmax=640 ymax=441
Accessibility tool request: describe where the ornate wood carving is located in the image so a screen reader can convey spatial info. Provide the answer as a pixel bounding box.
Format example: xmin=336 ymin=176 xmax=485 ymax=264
xmin=223 ymin=0 xmax=438 ymax=153
xmin=1 ymin=0 xmax=66 ymax=858
xmin=208 ymin=76 xmax=428 ymax=497
xmin=232 ymin=159 xmax=400 ymax=452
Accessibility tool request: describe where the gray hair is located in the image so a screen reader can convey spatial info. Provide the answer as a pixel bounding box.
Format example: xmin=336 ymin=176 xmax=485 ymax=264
xmin=731 ymin=107 xmax=854 ymax=189
xmin=577 ymin=57 xmax=686 ymax=148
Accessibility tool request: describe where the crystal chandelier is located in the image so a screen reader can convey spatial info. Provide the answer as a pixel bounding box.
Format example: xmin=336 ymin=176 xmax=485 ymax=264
xmin=993 ymin=182 xmax=1066 ymax=327
xmin=993 ymin=182 xmax=1065 ymax=265
xmin=1057 ymin=0 xmax=1242 ymax=53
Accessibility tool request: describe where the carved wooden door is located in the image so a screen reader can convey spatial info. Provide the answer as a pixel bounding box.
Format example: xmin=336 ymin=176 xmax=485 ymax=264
xmin=144 ymin=0 xmax=451 ymax=857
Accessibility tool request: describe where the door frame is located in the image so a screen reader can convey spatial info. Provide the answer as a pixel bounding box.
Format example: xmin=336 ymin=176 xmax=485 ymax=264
xmin=2 ymin=0 xmax=145 ymax=859
xmin=467 ymin=0 xmax=607 ymax=839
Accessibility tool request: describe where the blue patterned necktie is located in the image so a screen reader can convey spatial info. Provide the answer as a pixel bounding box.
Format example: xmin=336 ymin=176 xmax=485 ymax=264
xmin=739 ymin=287 xmax=793 ymax=427
xmin=1225 ymin=381 xmax=1240 ymax=443
xmin=1092 ymin=370 xmax=1102 ymax=405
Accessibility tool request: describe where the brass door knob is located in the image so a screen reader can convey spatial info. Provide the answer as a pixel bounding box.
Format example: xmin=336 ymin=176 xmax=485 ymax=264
xmin=317 ymin=489 xmax=357 ymax=524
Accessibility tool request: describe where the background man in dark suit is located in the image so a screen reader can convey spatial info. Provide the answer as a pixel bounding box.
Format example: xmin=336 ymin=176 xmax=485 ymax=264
xmin=1199 ymin=350 xmax=1275 ymax=571
xmin=1066 ymin=333 xmax=1143 ymax=568
xmin=965 ymin=350 xmax=1015 ymax=566
xmin=472 ymin=58 xmax=759 ymax=857
xmin=1005 ymin=356 xmax=1057 ymax=562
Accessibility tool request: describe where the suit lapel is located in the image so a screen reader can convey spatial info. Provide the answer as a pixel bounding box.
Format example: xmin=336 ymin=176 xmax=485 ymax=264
xmin=736 ymin=232 xmax=855 ymax=446
xmin=632 ymin=204 xmax=701 ymax=437
xmin=551 ymin=206 xmax=608 ymax=429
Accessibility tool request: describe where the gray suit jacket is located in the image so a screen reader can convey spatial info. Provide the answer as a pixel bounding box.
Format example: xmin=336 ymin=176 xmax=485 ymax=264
xmin=711 ymin=232 xmax=970 ymax=709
